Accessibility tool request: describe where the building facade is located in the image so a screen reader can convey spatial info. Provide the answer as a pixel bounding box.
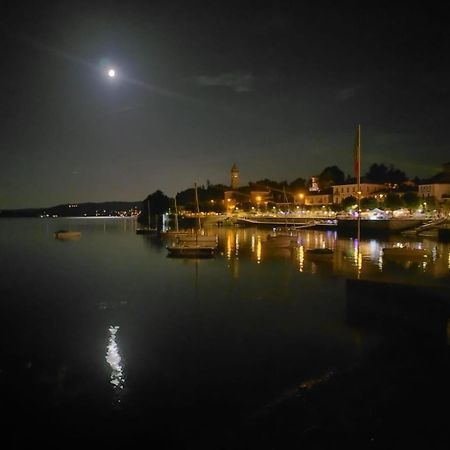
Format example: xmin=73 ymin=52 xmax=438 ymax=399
xmin=418 ymin=183 xmax=450 ymax=202
xmin=304 ymin=193 xmax=333 ymax=206
xmin=332 ymin=183 xmax=385 ymax=204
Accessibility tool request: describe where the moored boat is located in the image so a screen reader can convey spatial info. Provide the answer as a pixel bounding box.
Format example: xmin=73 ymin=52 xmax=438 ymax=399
xmin=305 ymin=247 xmax=334 ymax=260
xmin=54 ymin=230 xmax=81 ymax=239
xmin=382 ymin=246 xmax=431 ymax=260
xmin=166 ymin=243 xmax=215 ymax=258
xmin=264 ymin=234 xmax=297 ymax=248
xmin=166 ymin=183 xmax=217 ymax=258
xmin=306 ymin=248 xmax=334 ymax=256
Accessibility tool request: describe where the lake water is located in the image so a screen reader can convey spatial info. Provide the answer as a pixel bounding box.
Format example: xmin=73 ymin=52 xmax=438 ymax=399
xmin=1 ymin=218 xmax=449 ymax=447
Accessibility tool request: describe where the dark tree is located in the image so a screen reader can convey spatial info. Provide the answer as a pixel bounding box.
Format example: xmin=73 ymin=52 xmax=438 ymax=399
xmin=430 ymin=163 xmax=450 ymax=183
xmin=366 ymin=163 xmax=388 ymax=183
xmin=384 ymin=193 xmax=404 ymax=209
xmin=386 ymin=165 xmax=407 ymax=184
xmin=289 ymin=177 xmax=307 ymax=191
xmin=341 ymin=196 xmax=357 ymax=209
xmin=319 ymin=166 xmax=345 ymax=190
xmin=366 ymin=163 xmax=407 ymax=184
xmin=139 ymin=190 xmax=170 ymax=226
xmin=361 ymin=197 xmax=378 ymax=210
xmin=402 ymin=192 xmax=420 ymax=211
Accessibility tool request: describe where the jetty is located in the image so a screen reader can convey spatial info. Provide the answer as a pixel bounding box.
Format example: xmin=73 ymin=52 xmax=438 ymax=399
xmin=401 ymin=217 xmax=449 ymax=237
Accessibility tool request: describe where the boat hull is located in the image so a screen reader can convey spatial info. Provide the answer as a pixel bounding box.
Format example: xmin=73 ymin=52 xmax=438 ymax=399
xmin=337 ymin=219 xmax=424 ymax=235
xmin=264 ymin=235 xmax=297 ymax=248
xmin=305 ymin=248 xmax=334 ymax=261
xmin=167 ymin=245 xmax=215 ymax=258
xmin=382 ymin=247 xmax=431 ymax=261
xmin=177 ymin=235 xmax=218 ymax=245
xmin=54 ymin=231 xmax=81 ymax=239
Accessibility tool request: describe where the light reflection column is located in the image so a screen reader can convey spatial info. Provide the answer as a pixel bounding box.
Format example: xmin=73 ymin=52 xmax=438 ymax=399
xmin=106 ymin=325 xmax=125 ymax=403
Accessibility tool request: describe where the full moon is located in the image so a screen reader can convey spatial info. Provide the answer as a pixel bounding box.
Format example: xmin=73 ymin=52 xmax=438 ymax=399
xmin=108 ymin=69 xmax=116 ymax=78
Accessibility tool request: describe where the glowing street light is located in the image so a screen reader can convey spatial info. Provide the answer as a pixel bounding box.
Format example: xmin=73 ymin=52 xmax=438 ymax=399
xmin=108 ymin=68 xmax=116 ymax=78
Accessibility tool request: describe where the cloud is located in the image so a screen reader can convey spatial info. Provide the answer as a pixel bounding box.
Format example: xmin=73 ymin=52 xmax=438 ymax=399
xmin=194 ymin=72 xmax=254 ymax=93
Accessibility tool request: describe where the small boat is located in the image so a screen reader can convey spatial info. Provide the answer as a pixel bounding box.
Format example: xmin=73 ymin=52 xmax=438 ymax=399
xmin=54 ymin=230 xmax=81 ymax=239
xmin=167 ymin=183 xmax=217 ymax=258
xmin=306 ymin=248 xmax=334 ymax=256
xmin=166 ymin=243 xmax=215 ymax=258
xmin=382 ymin=246 xmax=431 ymax=260
xmin=265 ymin=234 xmax=297 ymax=248
xmin=305 ymin=248 xmax=334 ymax=261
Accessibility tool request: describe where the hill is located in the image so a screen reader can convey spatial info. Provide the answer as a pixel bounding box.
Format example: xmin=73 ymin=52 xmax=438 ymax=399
xmin=0 ymin=201 xmax=142 ymax=218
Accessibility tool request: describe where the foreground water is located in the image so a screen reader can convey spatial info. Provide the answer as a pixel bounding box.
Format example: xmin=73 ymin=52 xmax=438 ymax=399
xmin=0 ymin=218 xmax=449 ymax=446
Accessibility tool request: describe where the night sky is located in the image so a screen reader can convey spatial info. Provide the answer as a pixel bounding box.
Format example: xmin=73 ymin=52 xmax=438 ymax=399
xmin=2 ymin=1 xmax=450 ymax=208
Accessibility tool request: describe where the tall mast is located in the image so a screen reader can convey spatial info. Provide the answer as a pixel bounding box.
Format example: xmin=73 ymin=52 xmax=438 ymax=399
xmin=355 ymin=124 xmax=361 ymax=242
xmin=283 ymin=186 xmax=289 ymax=232
xmin=147 ymin=198 xmax=151 ymax=228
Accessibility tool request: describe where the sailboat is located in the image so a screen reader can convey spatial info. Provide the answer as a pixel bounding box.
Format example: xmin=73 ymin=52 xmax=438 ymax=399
xmin=136 ymin=198 xmax=158 ymax=235
xmin=265 ymin=187 xmax=297 ymax=248
xmin=166 ymin=183 xmax=217 ymax=257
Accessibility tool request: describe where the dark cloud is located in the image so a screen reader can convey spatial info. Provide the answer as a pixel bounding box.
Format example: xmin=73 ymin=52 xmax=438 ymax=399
xmin=194 ymin=72 xmax=254 ymax=93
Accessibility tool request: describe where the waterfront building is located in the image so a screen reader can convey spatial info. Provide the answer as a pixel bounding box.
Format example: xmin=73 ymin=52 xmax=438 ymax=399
xmin=333 ymin=183 xmax=385 ymax=204
xmin=305 ymin=192 xmax=333 ymax=207
xmin=250 ymin=190 xmax=272 ymax=208
xmin=418 ymin=183 xmax=450 ymax=202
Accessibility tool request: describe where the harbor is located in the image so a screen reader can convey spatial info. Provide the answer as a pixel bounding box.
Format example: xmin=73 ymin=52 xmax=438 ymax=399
xmin=1 ymin=217 xmax=450 ymax=445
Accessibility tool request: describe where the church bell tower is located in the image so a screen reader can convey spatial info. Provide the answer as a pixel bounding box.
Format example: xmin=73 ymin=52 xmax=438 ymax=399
xmin=231 ymin=163 xmax=239 ymax=190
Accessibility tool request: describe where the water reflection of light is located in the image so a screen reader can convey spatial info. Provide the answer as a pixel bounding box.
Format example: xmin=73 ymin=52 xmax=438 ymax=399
xmin=448 ymin=252 xmax=450 ymax=270
xmin=357 ymin=250 xmax=362 ymax=277
xmin=431 ymin=246 xmax=437 ymax=263
xmin=369 ymin=240 xmax=379 ymax=260
xmin=106 ymin=326 xmax=125 ymax=392
xmin=226 ymin=232 xmax=233 ymax=260
xmin=378 ymin=254 xmax=383 ymax=272
xmin=256 ymin=235 xmax=262 ymax=264
xmin=297 ymin=245 xmax=304 ymax=272
xmin=235 ymin=233 xmax=239 ymax=257
xmin=251 ymin=235 xmax=256 ymax=253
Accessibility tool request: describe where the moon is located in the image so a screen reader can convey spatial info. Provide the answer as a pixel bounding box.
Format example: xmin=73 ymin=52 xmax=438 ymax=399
xmin=108 ymin=69 xmax=116 ymax=78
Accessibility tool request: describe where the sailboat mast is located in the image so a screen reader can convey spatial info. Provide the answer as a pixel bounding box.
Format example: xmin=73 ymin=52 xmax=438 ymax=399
xmin=147 ymin=199 xmax=151 ymax=228
xmin=283 ymin=186 xmax=289 ymax=232
xmin=355 ymin=124 xmax=361 ymax=241
xmin=194 ymin=183 xmax=201 ymax=230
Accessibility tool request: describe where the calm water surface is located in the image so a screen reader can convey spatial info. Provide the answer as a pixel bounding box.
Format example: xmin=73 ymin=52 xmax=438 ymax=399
xmin=1 ymin=218 xmax=449 ymax=446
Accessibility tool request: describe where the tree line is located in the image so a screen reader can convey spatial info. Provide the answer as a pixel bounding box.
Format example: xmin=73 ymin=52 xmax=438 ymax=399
xmin=138 ymin=162 xmax=449 ymax=223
